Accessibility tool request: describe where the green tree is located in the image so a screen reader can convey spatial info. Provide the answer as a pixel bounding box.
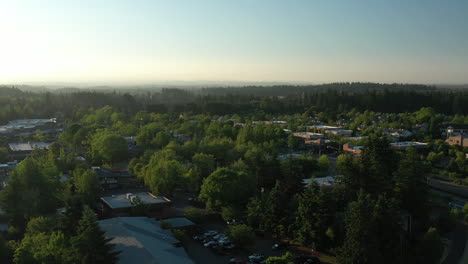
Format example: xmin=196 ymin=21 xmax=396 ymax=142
xmin=266 ymin=252 xmax=294 ymax=264
xmin=337 ymin=191 xmax=382 ymax=264
xmin=317 ymin=154 xmax=331 ymax=172
xmin=71 ymin=206 xmax=120 ymax=264
xmin=0 ymin=148 xmax=9 ymax=163
xmin=190 ymin=153 xmax=215 ymax=191
xmin=145 ymin=159 xmax=187 ymax=196
xmin=0 ymin=158 xmax=60 ymax=228
xmin=294 ymin=182 xmax=334 ymax=250
xmin=14 ymin=231 xmax=75 ymax=264
xmin=199 ymin=168 xmax=255 ymax=210
xmin=25 ymin=216 xmax=53 ymax=236
xmin=246 ymin=195 xmax=267 ymax=229
xmin=227 ymin=224 xmax=255 ymax=247
xmin=152 ymin=131 xmax=172 ymax=149
xmin=394 ymin=147 xmax=429 ymax=219
xmin=90 ymin=131 xmax=129 ymax=165
xmin=74 ymin=169 xmax=99 ymax=205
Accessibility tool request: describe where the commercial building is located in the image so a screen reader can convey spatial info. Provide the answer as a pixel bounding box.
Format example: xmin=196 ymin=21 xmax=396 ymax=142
xmin=292 ymin=132 xmax=324 ymax=140
xmin=92 ymin=167 xmax=134 ymax=189
xmin=446 ymin=135 xmax=468 ymax=147
xmin=100 ymin=192 xmax=171 ymax=216
xmin=441 ymin=124 xmax=468 ymax=138
xmin=389 ymin=141 xmax=427 ymax=151
xmin=8 ymin=142 xmax=52 ymax=160
xmin=0 ymin=161 xmax=18 ymax=188
xmin=343 ymin=143 xmax=363 ymax=155
xmin=99 ymin=217 xmax=195 ymax=264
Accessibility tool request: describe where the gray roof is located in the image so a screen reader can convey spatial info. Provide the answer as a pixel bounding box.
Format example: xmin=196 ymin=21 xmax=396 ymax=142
xmin=101 ymin=192 xmax=170 ymax=209
xmin=99 ymin=217 xmax=194 ymax=264
xmin=160 ymin=217 xmax=195 ymax=228
xmin=8 ymin=142 xmax=52 ymax=152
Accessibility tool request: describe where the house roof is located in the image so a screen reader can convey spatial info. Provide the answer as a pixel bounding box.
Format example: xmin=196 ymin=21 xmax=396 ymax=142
xmin=303 ymin=176 xmax=338 ymax=187
xmin=100 ymin=192 xmax=170 ymax=209
xmin=8 ymin=142 xmax=52 ymax=152
xmin=99 ymin=217 xmax=194 ymax=264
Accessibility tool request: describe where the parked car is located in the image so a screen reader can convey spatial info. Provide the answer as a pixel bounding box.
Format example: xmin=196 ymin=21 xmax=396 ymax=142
xmin=204 ymin=230 xmax=218 ymax=237
xmin=227 ymin=219 xmax=243 ymax=225
xmin=272 ymin=242 xmax=288 ymax=250
xmin=304 ymin=257 xmax=321 ymax=264
xmin=224 ymin=243 xmax=236 ymax=249
xmin=204 ymin=241 xmax=218 ymax=247
xmin=248 ymin=254 xmax=265 ymax=263
xmin=193 ymin=235 xmax=206 ymax=241
xmin=229 ymin=258 xmax=246 ymax=264
xmin=295 ymin=255 xmax=321 ymax=264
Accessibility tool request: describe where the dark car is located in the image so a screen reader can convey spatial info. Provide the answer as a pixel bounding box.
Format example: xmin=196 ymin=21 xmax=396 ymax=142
xmin=295 ymin=254 xmax=321 ymax=264
xmin=229 ymin=258 xmax=246 ymax=264
xmin=272 ymin=242 xmax=288 ymax=250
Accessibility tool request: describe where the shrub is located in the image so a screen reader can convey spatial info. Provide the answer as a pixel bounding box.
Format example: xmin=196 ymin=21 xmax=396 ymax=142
xmin=228 ymin=224 xmax=255 ymax=247
xmin=160 ymin=221 xmax=173 ymax=229
xmin=184 ymin=207 xmax=205 ymax=223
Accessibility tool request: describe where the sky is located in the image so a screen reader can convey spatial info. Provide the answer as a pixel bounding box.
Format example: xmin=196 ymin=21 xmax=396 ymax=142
xmin=0 ymin=0 xmax=467 ymax=85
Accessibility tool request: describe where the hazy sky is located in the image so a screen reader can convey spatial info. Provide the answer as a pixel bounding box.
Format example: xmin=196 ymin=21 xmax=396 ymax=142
xmin=0 ymin=0 xmax=467 ymax=85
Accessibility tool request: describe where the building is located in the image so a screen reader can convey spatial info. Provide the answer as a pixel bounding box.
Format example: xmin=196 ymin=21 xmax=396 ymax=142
xmin=0 ymin=161 xmax=18 ymax=188
xmin=325 ymin=129 xmax=353 ymax=136
xmin=100 ymin=192 xmax=171 ymax=216
xmin=292 ymin=132 xmax=324 ymax=140
xmin=441 ymin=124 xmax=468 ymax=137
xmin=302 ymin=176 xmax=339 ymax=188
xmin=92 ymin=167 xmax=134 ymax=189
xmin=99 ymin=217 xmax=195 ymax=264
xmin=8 ymin=142 xmax=52 ymax=160
xmin=0 ymin=118 xmax=56 ymax=134
xmin=389 ymin=141 xmax=427 ymax=151
xmin=160 ymin=217 xmax=195 ymax=230
xmin=446 ymin=135 xmax=468 ymax=147
xmin=305 ymin=138 xmax=330 ymax=146
xmin=343 ymin=143 xmax=363 ymax=155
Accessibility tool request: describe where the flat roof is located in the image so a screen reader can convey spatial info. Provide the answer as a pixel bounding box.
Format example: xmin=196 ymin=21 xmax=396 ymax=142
xmin=99 ymin=217 xmax=194 ymax=264
xmin=0 ymin=118 xmax=56 ymax=132
xmin=8 ymin=142 xmax=52 ymax=152
xmin=390 ymin=141 xmax=427 ymax=147
xmin=160 ymin=217 xmax=195 ymax=228
xmin=101 ymin=192 xmax=170 ymax=209
xmin=303 ymin=176 xmax=339 ymax=187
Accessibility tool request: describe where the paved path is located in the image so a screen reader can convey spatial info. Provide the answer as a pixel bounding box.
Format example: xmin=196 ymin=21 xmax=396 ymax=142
xmin=429 ymin=179 xmax=468 ymax=200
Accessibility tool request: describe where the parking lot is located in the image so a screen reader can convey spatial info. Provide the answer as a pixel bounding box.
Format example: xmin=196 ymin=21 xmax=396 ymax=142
xmin=183 ymin=219 xmax=286 ymax=264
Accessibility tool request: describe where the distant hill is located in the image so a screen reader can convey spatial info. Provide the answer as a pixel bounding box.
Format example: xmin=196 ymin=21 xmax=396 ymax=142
xmin=0 ymin=86 xmax=24 ymax=96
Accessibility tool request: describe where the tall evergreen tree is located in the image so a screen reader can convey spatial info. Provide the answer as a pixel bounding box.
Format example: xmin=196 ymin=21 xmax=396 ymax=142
xmin=338 ymin=191 xmax=382 ymax=264
xmin=71 ymin=206 xmax=120 ymax=264
xmin=294 ymin=183 xmax=335 ymax=250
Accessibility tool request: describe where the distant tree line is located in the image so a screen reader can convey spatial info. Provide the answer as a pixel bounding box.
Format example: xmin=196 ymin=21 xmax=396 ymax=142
xmin=2 ymin=83 xmax=468 ymax=124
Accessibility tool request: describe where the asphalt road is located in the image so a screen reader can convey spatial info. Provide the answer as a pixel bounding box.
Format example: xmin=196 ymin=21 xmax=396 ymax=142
xmin=428 ymin=178 xmax=468 ymax=200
